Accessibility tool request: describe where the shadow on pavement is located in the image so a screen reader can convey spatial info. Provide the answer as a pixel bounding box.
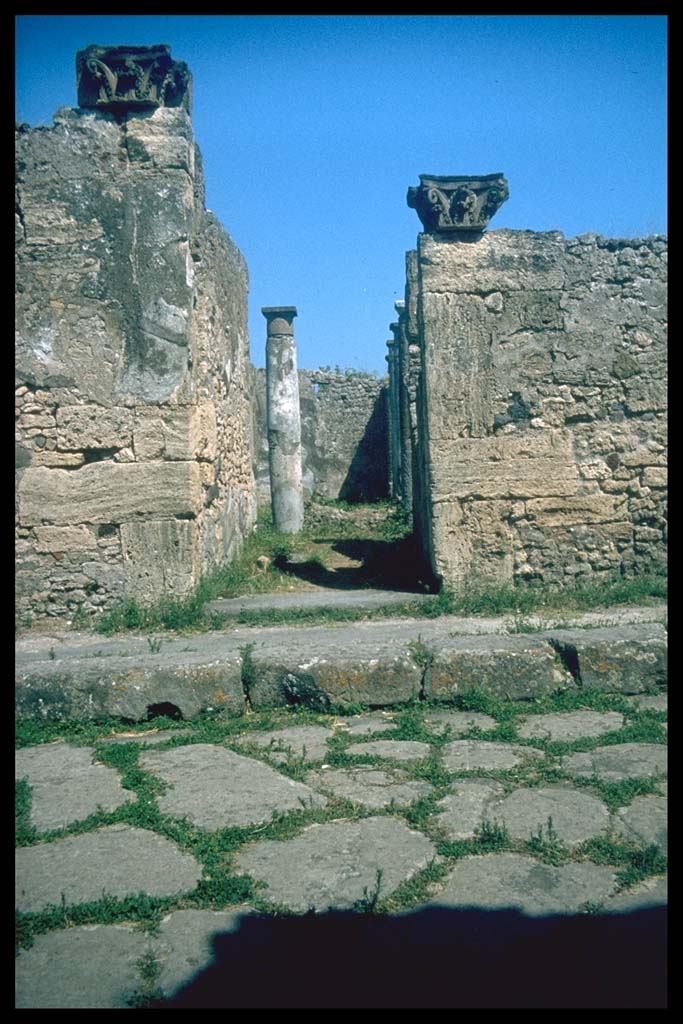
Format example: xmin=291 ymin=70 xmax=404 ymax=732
xmin=161 ymin=905 xmax=667 ymax=1009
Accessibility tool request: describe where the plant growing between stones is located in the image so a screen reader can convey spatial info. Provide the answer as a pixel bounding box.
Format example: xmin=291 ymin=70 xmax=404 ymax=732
xmin=526 ymin=816 xmax=568 ymax=865
xmin=147 ymin=636 xmax=162 ymax=654
xmin=474 ymin=818 xmax=511 ymax=851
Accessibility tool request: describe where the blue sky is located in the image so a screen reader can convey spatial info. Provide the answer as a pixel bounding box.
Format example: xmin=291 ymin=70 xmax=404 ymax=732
xmin=16 ymin=15 xmax=667 ymax=374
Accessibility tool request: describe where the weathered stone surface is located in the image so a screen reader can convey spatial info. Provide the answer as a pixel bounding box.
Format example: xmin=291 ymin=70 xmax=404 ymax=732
xmin=434 ymin=780 xmax=506 ymax=839
xmin=626 ymin=693 xmax=668 ymax=712
xmin=15 ymin=824 xmax=202 ymax=913
xmin=33 ymin=525 xmax=97 ymax=553
xmin=17 ymin=462 xmax=201 ymax=526
xmin=15 ymin=742 xmax=134 ymax=832
xmin=423 ymin=711 xmax=497 ymax=735
xmin=442 ymin=741 xmax=545 ymax=773
xmin=561 ymin=743 xmax=667 ymax=781
xmin=234 ymin=817 xmax=436 ymax=912
xmin=349 ymin=740 xmax=431 ymax=762
xmin=139 ymin=744 xmax=327 ymax=828
xmin=410 ymin=228 xmax=667 ymax=588
xmin=55 ymin=405 xmax=133 ymax=451
xmin=15 ymin=75 xmax=256 ymax=622
xmin=493 ymin=786 xmax=611 ymax=846
xmin=545 ymin=625 xmax=667 ymax=694
xmin=246 ymin=637 xmax=422 ymax=710
xmin=425 ymin=635 xmax=571 ymax=702
xmin=16 ymin=648 xmax=244 ymax=722
xmin=120 ymin=519 xmax=199 ymax=601
xmin=516 ymin=710 xmax=624 ymax=742
xmin=614 ymin=795 xmax=667 ymax=853
xmin=153 ymin=908 xmax=251 ymax=999
xmin=306 ymin=766 xmax=433 ymax=809
xmin=15 ymin=924 xmax=150 ymax=1009
xmin=431 ymin=853 xmax=617 ymax=915
xmin=238 ymin=725 xmax=334 ymax=763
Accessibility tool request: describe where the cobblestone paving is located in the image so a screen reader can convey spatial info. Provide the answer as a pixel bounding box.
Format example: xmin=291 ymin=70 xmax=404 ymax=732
xmin=16 ymin=697 xmax=667 ymax=1008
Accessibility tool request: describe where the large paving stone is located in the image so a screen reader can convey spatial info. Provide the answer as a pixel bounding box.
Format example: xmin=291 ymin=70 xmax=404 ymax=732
xmin=424 ymin=635 xmax=572 ymax=702
xmin=562 ymin=743 xmax=667 ymax=781
xmin=153 ymin=908 xmax=252 ymax=998
xmin=238 ymin=725 xmax=333 ymax=763
xmin=442 ymin=741 xmax=545 ymax=772
xmin=614 ymin=795 xmax=667 ymax=853
xmin=306 ymin=766 xmax=433 ymax=809
xmin=516 ymin=710 xmax=624 ymax=742
xmin=492 ymin=786 xmax=610 ymax=846
xmin=431 ymin=853 xmax=617 ymax=915
xmin=626 ymin=693 xmax=668 ymax=712
xmin=335 ymin=713 xmax=397 ymax=736
xmin=15 ymin=924 xmax=150 ymax=1008
xmin=16 ymin=824 xmax=202 ymax=913
xmin=423 ymin=710 xmax=497 ymax=736
xmin=434 ymin=780 xmax=506 ymax=840
xmin=603 ymin=875 xmax=668 ymax=913
xmin=348 ymin=739 xmax=431 ymax=762
xmin=234 ymin=817 xmax=437 ymax=912
xmin=15 ymin=742 xmax=134 ymax=831
xmin=544 ymin=624 xmax=667 ymax=694
xmin=139 ymin=744 xmax=327 ymax=828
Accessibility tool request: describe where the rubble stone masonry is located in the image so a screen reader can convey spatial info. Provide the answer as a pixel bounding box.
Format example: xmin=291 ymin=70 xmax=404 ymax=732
xmin=410 ymin=229 xmax=667 ymax=588
xmin=16 ymin=91 xmax=255 ymax=621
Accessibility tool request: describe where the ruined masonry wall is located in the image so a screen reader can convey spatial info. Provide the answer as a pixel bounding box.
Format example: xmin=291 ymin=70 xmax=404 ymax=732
xmin=413 ymin=229 xmax=667 ymax=587
xmin=253 ymin=369 xmax=389 ymax=505
xmin=15 ymin=107 xmax=256 ymax=621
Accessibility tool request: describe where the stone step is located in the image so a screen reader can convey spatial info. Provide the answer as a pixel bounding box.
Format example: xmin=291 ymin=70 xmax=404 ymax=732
xmin=204 ymin=588 xmax=436 ymax=617
xmin=15 ymin=605 xmax=667 ymax=722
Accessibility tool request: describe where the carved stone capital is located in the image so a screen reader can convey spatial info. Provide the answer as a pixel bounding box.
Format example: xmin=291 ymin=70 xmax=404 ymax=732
xmin=76 ymin=45 xmax=191 ymax=111
xmin=262 ymin=307 xmax=298 ymax=336
xmin=407 ymin=173 xmax=509 ymax=233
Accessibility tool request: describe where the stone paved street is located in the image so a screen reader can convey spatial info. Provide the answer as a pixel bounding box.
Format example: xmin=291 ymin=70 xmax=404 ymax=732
xmin=15 ymin=692 xmax=667 ymax=1008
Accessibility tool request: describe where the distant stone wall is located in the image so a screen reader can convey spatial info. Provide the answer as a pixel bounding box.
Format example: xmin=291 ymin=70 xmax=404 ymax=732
xmin=253 ymin=369 xmax=389 ymax=505
xmin=409 ymin=229 xmax=667 ymax=588
xmin=15 ymin=94 xmax=255 ymax=621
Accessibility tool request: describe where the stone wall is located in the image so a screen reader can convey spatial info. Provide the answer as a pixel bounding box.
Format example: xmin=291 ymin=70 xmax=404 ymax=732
xmin=253 ymin=369 xmax=389 ymax=505
xmin=15 ymin=85 xmax=255 ymax=622
xmin=409 ymin=229 xmax=667 ymax=588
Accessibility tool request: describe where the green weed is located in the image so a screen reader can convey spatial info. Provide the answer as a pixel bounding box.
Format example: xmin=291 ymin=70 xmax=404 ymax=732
xmin=474 ymin=818 xmax=511 ymax=851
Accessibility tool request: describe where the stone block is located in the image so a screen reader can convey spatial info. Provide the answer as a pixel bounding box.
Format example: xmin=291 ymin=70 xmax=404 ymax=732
xmin=431 ymin=432 xmax=580 ymax=500
xmin=56 ymin=405 xmax=133 ymax=451
xmin=524 ymin=494 xmax=623 ymax=526
xmin=642 ymin=466 xmax=667 ymax=488
xmin=121 ymin=519 xmax=199 ymax=601
xmin=419 ymin=231 xmax=567 ymax=294
xmin=33 ymin=525 xmax=98 ymax=553
xmin=543 ymin=624 xmax=667 ymax=694
xmin=425 ymin=635 xmax=572 ymax=702
xmin=247 ymin=647 xmax=422 ymax=711
xmin=17 ymin=462 xmax=201 ymax=525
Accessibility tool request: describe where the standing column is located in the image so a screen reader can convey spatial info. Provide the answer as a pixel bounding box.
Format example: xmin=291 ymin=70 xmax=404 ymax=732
xmin=262 ymin=306 xmax=304 ymax=534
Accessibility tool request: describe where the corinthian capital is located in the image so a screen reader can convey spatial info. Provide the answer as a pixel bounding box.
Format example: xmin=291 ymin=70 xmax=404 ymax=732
xmin=76 ymin=45 xmax=191 ymax=112
xmin=407 ymin=173 xmax=509 ymax=233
